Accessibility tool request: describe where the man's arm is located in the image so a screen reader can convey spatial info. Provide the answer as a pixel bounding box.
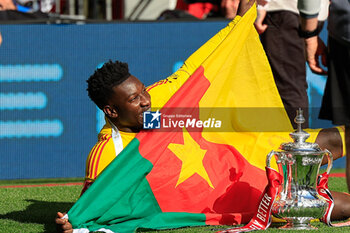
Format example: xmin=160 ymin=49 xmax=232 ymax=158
xmin=237 ymin=0 xmax=256 ymax=16
xmin=254 ymin=7 xmax=267 ymax=34
xmin=315 ymin=126 xmax=350 ymax=194
xmin=298 ymin=0 xmax=327 ymax=74
xmin=316 ymin=127 xmax=344 ymax=165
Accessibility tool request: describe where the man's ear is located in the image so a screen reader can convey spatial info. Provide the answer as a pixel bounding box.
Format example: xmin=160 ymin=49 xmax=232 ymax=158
xmin=103 ymin=105 xmax=118 ymax=118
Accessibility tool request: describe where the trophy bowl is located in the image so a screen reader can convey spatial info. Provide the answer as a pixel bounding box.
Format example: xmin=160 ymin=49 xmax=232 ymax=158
xmin=266 ymin=109 xmax=333 ymax=230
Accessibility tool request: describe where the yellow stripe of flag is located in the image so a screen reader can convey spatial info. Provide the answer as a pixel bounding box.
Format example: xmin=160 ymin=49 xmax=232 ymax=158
xmin=197 ymin=6 xmax=293 ymax=171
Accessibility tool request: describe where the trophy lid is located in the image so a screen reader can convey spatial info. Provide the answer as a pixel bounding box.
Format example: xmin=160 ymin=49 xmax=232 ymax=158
xmin=280 ymin=109 xmax=321 ymax=152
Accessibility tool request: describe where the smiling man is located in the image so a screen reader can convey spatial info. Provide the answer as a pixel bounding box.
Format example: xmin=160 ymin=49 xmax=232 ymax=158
xmin=90 ymin=71 xmax=151 ymax=133
xmin=81 ymin=60 xmax=193 ymax=195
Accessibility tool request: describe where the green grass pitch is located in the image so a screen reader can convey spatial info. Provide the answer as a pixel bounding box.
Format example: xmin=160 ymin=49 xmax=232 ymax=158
xmin=0 ymin=169 xmax=349 ymax=233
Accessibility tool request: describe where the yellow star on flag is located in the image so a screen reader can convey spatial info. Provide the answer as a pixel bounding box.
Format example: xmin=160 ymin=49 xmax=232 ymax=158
xmin=168 ymin=128 xmax=214 ymax=189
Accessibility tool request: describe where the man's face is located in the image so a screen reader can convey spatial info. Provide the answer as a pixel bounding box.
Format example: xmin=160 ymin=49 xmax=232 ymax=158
xmin=106 ymin=75 xmax=151 ymax=131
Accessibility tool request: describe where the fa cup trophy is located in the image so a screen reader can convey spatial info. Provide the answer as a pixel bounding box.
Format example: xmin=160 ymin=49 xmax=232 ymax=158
xmin=266 ymin=109 xmax=333 ymax=229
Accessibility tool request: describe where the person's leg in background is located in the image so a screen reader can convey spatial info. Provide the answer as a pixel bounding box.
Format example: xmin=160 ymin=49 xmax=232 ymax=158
xmin=260 ymin=11 xmax=309 ymax=129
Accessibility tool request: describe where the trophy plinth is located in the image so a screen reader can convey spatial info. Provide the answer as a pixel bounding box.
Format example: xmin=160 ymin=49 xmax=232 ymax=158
xmin=266 ymin=109 xmax=333 ymax=230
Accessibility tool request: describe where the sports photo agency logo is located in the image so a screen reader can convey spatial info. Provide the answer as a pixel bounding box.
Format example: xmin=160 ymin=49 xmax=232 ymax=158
xmin=143 ymin=110 xmax=161 ymax=129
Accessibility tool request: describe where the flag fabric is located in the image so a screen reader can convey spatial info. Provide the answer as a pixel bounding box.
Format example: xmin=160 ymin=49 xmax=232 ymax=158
xmin=67 ymin=5 xmax=294 ymax=233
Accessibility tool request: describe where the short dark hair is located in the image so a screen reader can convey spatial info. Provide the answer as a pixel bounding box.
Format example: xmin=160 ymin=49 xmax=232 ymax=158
xmin=87 ymin=60 xmax=131 ymax=109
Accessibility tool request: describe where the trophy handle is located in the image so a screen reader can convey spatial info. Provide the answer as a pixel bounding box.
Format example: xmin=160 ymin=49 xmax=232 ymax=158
xmin=324 ymin=149 xmax=333 ymax=175
xmin=266 ymin=150 xmax=278 ymax=168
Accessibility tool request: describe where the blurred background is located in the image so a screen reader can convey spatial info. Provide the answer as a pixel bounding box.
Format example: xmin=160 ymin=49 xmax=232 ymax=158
xmin=0 ymin=0 xmax=341 ymax=181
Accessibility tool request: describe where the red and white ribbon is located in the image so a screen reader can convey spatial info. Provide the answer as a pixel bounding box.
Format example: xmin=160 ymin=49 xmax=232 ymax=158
xmin=217 ymin=167 xmax=282 ymax=233
xmin=218 ymin=169 xmax=350 ymax=232
xmin=317 ymin=172 xmax=350 ymax=227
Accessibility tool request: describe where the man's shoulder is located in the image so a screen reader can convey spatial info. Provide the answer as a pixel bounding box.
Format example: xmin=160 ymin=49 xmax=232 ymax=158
xmin=88 ymin=133 xmax=114 ymax=153
xmin=97 ymin=121 xmax=113 ymax=141
xmin=98 ymin=133 xmax=113 ymax=142
xmin=88 ymin=133 xmax=115 ymax=159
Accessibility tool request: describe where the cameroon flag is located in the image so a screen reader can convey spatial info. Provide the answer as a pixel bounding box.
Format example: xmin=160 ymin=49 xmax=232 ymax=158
xmin=67 ymin=5 xmax=293 ymax=233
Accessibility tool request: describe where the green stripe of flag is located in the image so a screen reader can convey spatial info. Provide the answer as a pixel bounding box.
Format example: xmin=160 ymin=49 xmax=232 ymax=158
xmin=68 ymin=138 xmax=206 ymax=233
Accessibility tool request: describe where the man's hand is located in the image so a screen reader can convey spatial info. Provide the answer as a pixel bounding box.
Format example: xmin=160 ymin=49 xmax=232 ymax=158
xmin=221 ymin=0 xmax=240 ymax=19
xmin=0 ymin=0 xmax=16 ymax=10
xmin=55 ymin=212 xmax=73 ymax=233
xmin=221 ymin=0 xmax=256 ymax=19
xmin=254 ymin=8 xmax=267 ymax=34
xmin=237 ymin=0 xmax=256 ymax=16
xmin=257 ymin=0 xmax=268 ymax=6
xmin=304 ymin=36 xmax=327 ymax=75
